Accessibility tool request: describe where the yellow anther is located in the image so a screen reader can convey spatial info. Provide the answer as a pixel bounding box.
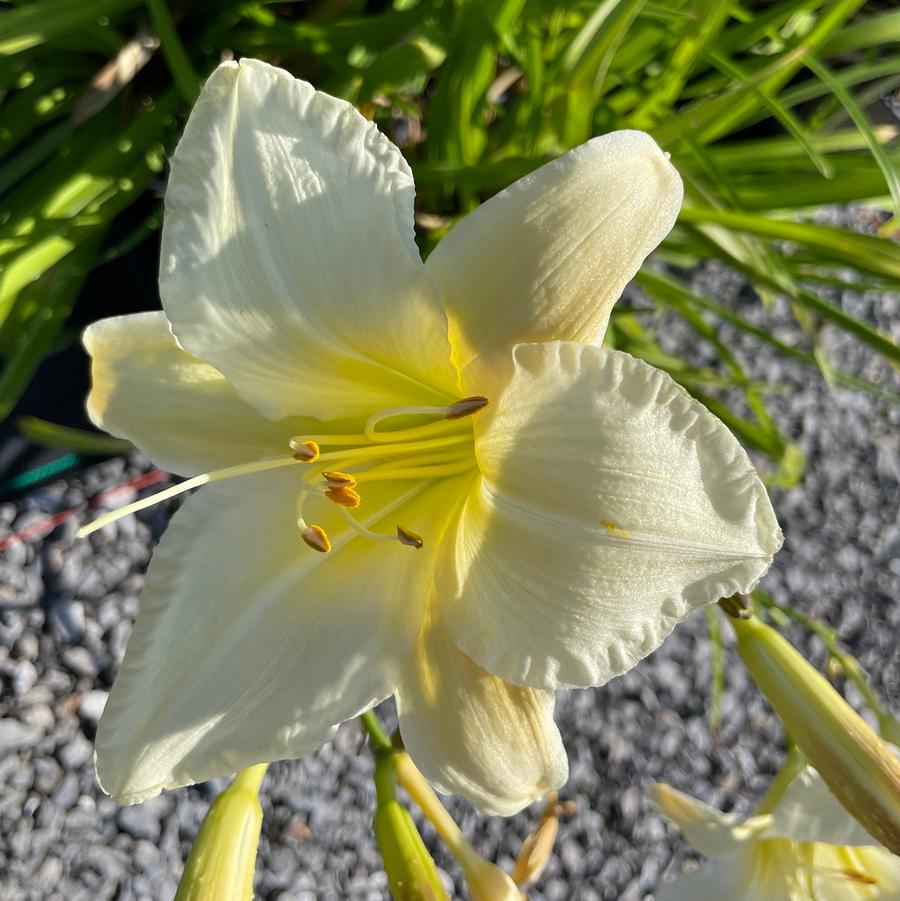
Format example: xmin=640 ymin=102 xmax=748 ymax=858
xmin=325 ymin=486 xmax=362 ymax=508
xmin=321 ymin=471 xmax=357 ymax=488
xmin=291 ymin=439 xmax=320 ymax=462
xmin=301 ymin=524 xmax=331 ymax=552
xmin=444 ymin=396 xmax=488 ymax=420
xmin=843 ymin=869 xmax=878 ymax=886
xmin=396 ymin=525 xmax=424 ymax=549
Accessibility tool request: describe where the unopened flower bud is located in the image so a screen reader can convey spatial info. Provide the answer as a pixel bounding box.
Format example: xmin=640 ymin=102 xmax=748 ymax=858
xmin=511 ymin=794 xmax=568 ymax=889
xmin=175 ymin=765 xmax=266 ymax=901
xmin=374 ymin=797 xmax=448 ymax=901
xmin=729 ymin=612 xmax=900 ymax=854
xmin=372 ymin=750 xmax=448 ymax=901
xmin=459 ymin=851 xmax=523 ymax=901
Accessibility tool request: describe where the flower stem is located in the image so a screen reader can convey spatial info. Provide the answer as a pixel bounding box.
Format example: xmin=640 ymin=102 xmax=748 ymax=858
xmin=753 ymin=749 xmax=806 ymax=816
xmin=359 ymin=710 xmax=393 ymax=753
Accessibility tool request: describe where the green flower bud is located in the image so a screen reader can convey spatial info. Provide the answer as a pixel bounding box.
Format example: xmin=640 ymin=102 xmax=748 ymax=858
xmin=175 ymin=765 xmax=266 ymax=901
xmin=374 ymin=797 xmax=449 ymax=901
xmin=730 ymin=612 xmax=900 ymax=854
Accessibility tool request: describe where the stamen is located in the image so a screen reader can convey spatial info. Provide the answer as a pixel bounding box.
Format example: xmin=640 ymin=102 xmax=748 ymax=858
xmin=337 ymin=508 xmax=400 ymax=543
xmin=314 ymin=434 xmax=471 ymax=466
xmin=364 ymin=396 xmax=488 ymax=442
xmin=290 ymin=439 xmax=320 ymax=462
xmin=321 ymin=471 xmax=357 ymax=488
xmin=843 ymin=869 xmax=877 ymax=886
xmin=396 ymin=525 xmax=424 ymax=549
xmin=300 ymin=523 xmax=331 ymax=553
xmin=77 ymin=456 xmax=301 ymax=539
xmin=325 ymin=486 xmax=361 ymax=508
xmin=444 ymin=396 xmax=488 ymax=420
xmin=354 ymin=456 xmax=475 ymax=484
xmin=336 ymin=508 xmax=422 ymax=549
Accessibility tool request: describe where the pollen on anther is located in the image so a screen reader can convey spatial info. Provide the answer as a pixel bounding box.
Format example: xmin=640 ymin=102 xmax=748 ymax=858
xmin=445 ymin=395 xmax=489 ymax=420
xmin=325 ymin=486 xmax=361 ymax=508
xmin=301 ymin=524 xmax=331 ymax=552
xmin=291 ymin=439 xmax=320 ymax=462
xmin=396 ymin=525 xmax=424 ymax=549
xmin=322 ymin=471 xmax=357 ymax=488
xmin=843 ymin=869 xmax=878 ymax=886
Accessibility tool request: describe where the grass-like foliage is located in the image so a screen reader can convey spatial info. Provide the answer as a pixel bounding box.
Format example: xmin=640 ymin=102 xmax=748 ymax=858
xmin=1 ymin=0 xmax=898 ymax=485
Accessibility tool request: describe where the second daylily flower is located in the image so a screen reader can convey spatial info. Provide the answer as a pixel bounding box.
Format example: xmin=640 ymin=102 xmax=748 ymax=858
xmin=83 ymin=59 xmax=782 ymax=813
xmin=654 ymin=765 xmax=900 ymax=899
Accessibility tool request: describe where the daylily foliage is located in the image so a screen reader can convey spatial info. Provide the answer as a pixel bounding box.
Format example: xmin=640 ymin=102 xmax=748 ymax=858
xmin=83 ymin=59 xmax=781 ymax=814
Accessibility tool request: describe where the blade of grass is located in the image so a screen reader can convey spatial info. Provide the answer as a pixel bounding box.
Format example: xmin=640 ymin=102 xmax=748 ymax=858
xmin=144 ymin=0 xmax=201 ymax=103
xmin=803 ymin=52 xmax=900 ymax=220
xmin=0 ymin=0 xmax=141 ymax=56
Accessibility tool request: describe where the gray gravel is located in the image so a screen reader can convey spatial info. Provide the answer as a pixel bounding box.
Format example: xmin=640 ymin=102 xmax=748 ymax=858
xmin=0 ymin=256 xmax=898 ymax=900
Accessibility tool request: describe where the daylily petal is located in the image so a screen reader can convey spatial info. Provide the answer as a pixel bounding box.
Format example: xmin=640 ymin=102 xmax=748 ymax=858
xmin=84 ymin=312 xmax=320 ymax=476
xmin=651 ymin=783 xmax=771 ymax=858
xmin=427 ymin=131 xmax=682 ymax=368
xmin=658 ymin=842 xmax=900 ymax=901
xmin=655 ymin=852 xmax=766 ymax=901
xmin=96 ymin=470 xmax=453 ymax=804
xmin=396 ymin=607 xmax=567 ymax=816
xmin=769 ymin=766 xmax=878 ymax=847
xmin=160 ymin=58 xmax=457 ymax=421
xmin=443 ymin=342 xmax=781 ymax=690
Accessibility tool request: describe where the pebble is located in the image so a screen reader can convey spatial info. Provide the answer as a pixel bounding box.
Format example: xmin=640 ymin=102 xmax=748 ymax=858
xmin=116 ymin=800 xmax=166 ymax=842
xmin=58 ymin=732 xmax=93 ymax=769
xmin=60 ymin=646 xmax=99 ymax=680
xmin=48 ymin=600 xmax=86 ymax=644
xmin=78 ymin=690 xmax=108 ymax=725
xmin=0 ymin=718 xmax=40 ymax=753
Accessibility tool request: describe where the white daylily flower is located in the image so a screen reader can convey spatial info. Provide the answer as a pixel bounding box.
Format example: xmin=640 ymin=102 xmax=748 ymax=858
xmin=653 ymin=768 xmax=900 ymax=899
xmin=83 ymin=58 xmax=782 ymax=812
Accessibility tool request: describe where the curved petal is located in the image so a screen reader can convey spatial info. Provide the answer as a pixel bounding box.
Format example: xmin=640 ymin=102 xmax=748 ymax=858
xmin=84 ymin=312 xmax=322 ymax=476
xmin=396 ymin=606 xmax=567 ymax=816
xmin=769 ymin=766 xmax=878 ymax=847
xmin=651 ymin=783 xmax=769 ymax=858
xmin=655 ymin=853 xmax=765 ymax=901
xmin=427 ymin=131 xmax=682 ymax=368
xmin=160 ymin=59 xmax=458 ymax=421
xmin=96 ymin=469 xmax=457 ymax=804
xmin=442 ymin=342 xmax=781 ymax=691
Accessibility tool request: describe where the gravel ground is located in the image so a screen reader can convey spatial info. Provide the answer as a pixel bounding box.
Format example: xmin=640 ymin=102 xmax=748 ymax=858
xmin=0 ymin=258 xmax=898 ymax=900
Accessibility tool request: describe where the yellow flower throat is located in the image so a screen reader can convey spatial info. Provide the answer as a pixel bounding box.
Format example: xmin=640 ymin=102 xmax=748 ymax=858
xmin=76 ymin=397 xmax=487 ymax=550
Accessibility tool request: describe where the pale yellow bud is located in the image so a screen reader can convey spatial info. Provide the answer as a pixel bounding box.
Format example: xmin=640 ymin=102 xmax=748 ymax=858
xmin=730 ymin=612 xmax=900 ymax=854
xmin=175 ymin=765 xmax=266 ymax=901
xmin=511 ymin=794 xmax=569 ymax=889
xmin=459 ymin=852 xmax=523 ymax=901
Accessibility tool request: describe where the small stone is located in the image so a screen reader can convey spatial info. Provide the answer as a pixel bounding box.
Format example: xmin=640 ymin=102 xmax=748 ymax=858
xmin=78 ymin=690 xmax=108 ymax=724
xmin=32 ymin=757 xmax=62 ymax=794
xmin=13 ymin=660 xmax=38 ymax=695
xmin=51 ymin=773 xmax=80 ymax=809
xmin=58 ymin=732 xmax=93 ymax=769
xmin=19 ymin=703 xmax=54 ymax=734
xmin=0 ymin=719 xmax=40 ymax=753
xmin=48 ymin=600 xmax=86 ymax=643
xmin=35 ymin=856 xmax=63 ymax=892
xmin=116 ymin=800 xmax=164 ymax=842
xmin=61 ymin=646 xmax=98 ymax=679
xmin=13 ymin=632 xmax=39 ymax=661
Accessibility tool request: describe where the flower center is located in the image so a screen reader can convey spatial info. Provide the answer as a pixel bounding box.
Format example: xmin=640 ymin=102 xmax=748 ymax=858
xmin=76 ymin=397 xmax=487 ymax=552
xmin=291 ymin=397 xmax=487 ymax=552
